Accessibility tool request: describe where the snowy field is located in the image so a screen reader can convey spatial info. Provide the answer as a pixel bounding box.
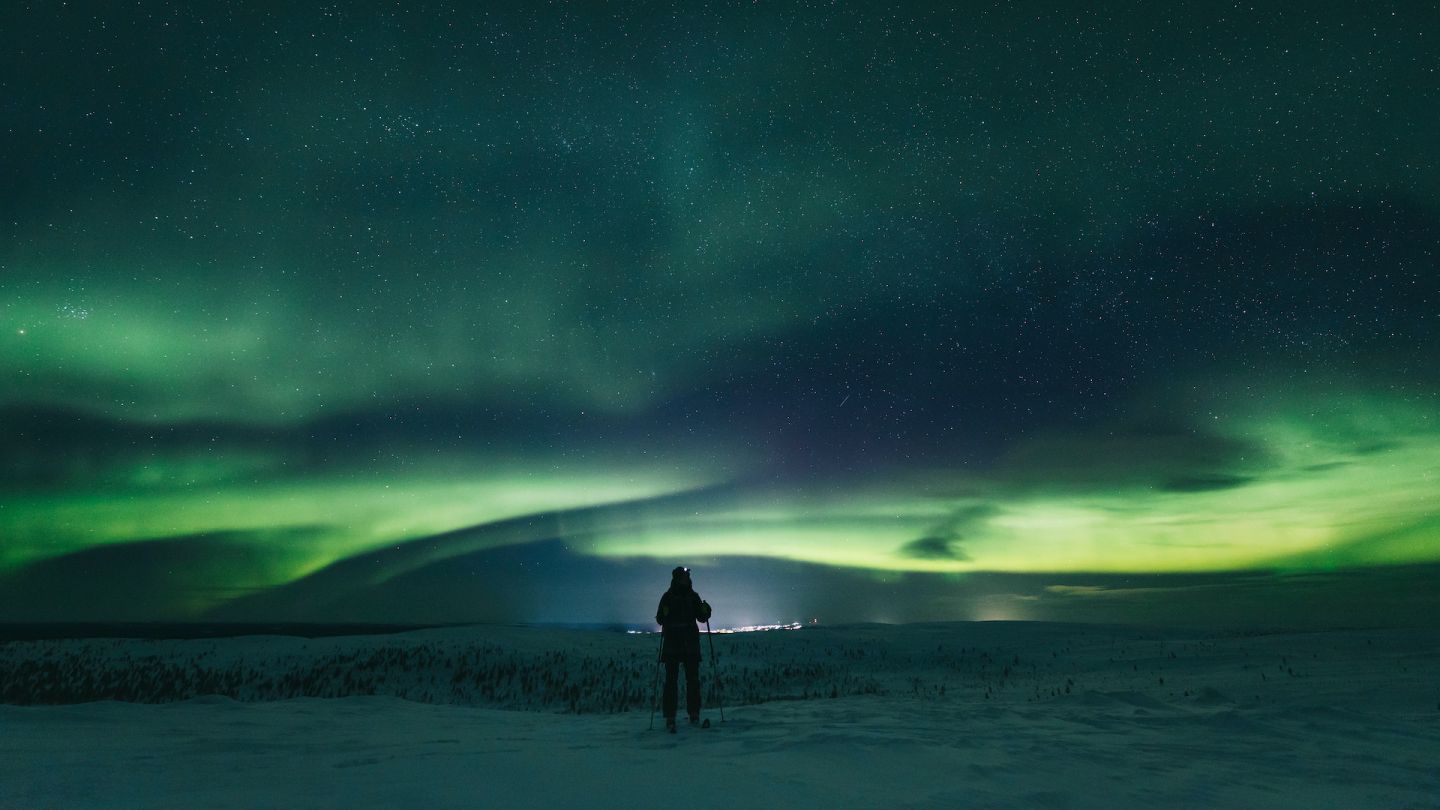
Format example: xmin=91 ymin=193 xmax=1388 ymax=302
xmin=2 ymin=622 xmax=1437 ymax=809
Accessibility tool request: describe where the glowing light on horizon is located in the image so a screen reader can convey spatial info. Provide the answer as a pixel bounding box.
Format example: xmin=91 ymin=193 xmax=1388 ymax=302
xmin=629 ymin=622 xmax=808 ymax=635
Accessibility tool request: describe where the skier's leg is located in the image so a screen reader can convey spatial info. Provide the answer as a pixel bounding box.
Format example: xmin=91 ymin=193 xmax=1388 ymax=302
xmin=684 ymin=655 xmax=701 ymax=721
xmin=662 ymin=660 xmax=680 ymax=720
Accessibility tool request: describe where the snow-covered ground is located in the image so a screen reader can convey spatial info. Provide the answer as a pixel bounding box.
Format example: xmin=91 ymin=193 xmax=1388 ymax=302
xmin=2 ymin=623 xmax=1437 ymax=808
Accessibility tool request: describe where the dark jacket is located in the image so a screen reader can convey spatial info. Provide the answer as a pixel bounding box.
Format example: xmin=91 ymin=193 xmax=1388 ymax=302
xmin=656 ymin=586 xmax=711 ymax=662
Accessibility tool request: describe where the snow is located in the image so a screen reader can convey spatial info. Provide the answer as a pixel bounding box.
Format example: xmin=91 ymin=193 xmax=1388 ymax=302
xmin=2 ymin=622 xmax=1437 ymax=808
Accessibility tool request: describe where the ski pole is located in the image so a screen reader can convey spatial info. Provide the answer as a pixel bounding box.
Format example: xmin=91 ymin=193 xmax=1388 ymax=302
xmin=647 ymin=632 xmax=663 ymax=730
xmin=705 ymin=620 xmax=724 ymax=723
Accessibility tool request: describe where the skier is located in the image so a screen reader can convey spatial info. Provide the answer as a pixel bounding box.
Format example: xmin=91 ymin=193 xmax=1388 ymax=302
xmin=655 ymin=566 xmax=712 ymax=732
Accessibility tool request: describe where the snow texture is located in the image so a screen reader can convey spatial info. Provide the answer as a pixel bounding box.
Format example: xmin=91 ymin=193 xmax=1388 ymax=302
xmin=2 ymin=622 xmax=1437 ymax=808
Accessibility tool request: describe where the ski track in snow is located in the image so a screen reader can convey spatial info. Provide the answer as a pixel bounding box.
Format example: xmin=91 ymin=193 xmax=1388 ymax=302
xmin=1 ymin=622 xmax=1437 ymax=809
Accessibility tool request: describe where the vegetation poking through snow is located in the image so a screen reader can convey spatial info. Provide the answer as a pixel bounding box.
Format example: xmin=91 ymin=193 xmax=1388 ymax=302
xmin=0 ymin=623 xmax=1434 ymax=716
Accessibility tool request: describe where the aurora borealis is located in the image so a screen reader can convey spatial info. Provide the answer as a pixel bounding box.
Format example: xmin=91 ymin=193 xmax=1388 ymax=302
xmin=2 ymin=2 xmax=1437 ymax=627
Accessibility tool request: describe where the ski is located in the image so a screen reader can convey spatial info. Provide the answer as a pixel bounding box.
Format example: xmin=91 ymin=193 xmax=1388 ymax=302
xmin=661 ymin=718 xmax=711 ymax=732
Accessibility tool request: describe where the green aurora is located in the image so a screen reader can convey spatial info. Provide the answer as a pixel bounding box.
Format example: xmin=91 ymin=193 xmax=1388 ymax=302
xmin=1 ymin=2 xmax=1437 ymax=626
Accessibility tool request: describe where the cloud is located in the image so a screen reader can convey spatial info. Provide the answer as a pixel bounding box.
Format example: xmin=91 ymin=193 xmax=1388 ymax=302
xmin=899 ymin=536 xmax=971 ymax=561
xmin=1044 ymin=584 xmax=1112 ymax=596
xmin=996 ymin=425 xmax=1271 ymax=495
xmin=205 ymin=539 xmax=986 ymax=626
xmin=0 ymin=530 xmax=314 ymax=621
xmin=1159 ymin=474 xmax=1255 ymax=493
xmin=204 ymin=484 xmax=743 ymax=621
xmin=897 ymin=503 xmax=996 ymax=561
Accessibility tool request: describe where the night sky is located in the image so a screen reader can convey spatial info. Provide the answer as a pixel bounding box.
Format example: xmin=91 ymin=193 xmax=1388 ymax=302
xmin=3 ymin=2 xmax=1437 ymax=628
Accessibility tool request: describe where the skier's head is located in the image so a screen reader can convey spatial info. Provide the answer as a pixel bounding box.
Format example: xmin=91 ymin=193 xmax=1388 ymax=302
xmin=671 ymin=566 xmax=692 ymax=588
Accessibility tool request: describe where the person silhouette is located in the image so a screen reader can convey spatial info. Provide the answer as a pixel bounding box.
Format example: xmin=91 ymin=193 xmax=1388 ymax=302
xmin=655 ymin=566 xmax=712 ymax=732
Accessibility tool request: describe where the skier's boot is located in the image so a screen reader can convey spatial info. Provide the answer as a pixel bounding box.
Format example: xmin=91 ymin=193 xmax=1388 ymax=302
xmin=666 ymin=718 xmax=677 ymax=734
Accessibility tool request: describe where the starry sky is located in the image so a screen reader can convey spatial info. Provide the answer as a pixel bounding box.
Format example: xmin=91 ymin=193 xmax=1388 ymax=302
xmin=2 ymin=2 xmax=1437 ymax=628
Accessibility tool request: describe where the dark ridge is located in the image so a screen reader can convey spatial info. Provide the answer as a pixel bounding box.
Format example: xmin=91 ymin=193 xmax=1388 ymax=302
xmin=518 ymin=622 xmax=651 ymax=633
xmin=0 ymin=622 xmax=447 ymax=643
